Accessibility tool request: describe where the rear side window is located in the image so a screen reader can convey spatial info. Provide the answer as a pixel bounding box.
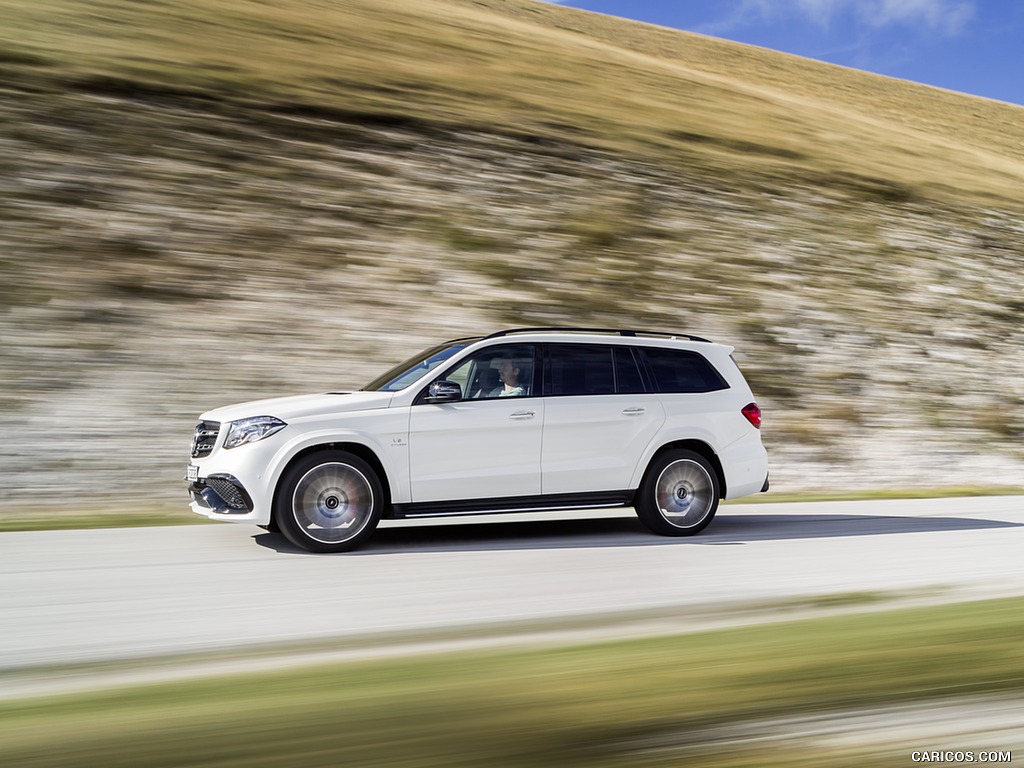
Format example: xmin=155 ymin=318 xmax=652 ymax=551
xmin=614 ymin=347 xmax=646 ymax=394
xmin=544 ymin=344 xmax=649 ymax=395
xmin=641 ymin=347 xmax=728 ymax=393
xmin=545 ymin=344 xmax=615 ymax=396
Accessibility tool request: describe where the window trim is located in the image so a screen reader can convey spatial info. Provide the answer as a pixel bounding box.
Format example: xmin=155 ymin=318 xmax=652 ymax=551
xmin=614 ymin=345 xmax=650 ymax=395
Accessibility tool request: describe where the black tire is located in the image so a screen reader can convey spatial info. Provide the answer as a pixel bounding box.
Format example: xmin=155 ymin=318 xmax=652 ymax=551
xmin=274 ymin=450 xmax=383 ymax=553
xmin=635 ymin=449 xmax=720 ymax=536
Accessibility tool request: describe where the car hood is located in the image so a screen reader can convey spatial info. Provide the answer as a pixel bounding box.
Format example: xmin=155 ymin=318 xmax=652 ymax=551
xmin=201 ymin=391 xmax=394 ymax=424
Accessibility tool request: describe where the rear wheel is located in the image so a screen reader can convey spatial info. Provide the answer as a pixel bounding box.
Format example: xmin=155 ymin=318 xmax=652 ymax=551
xmin=635 ymin=449 xmax=720 ymax=536
xmin=275 ymin=450 xmax=383 ymax=553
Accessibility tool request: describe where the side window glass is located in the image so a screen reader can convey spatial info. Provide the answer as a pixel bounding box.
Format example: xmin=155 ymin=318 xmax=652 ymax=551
xmin=445 ymin=363 xmax=472 ymax=393
xmin=545 ymin=344 xmax=615 ymax=396
xmin=642 ymin=348 xmax=728 ymax=393
xmin=444 ymin=344 xmax=535 ymax=399
xmin=614 ymin=347 xmax=646 ymax=394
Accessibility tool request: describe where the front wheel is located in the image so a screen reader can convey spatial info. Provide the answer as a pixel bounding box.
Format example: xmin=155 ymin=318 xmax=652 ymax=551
xmin=635 ymin=449 xmax=720 ymax=536
xmin=275 ymin=451 xmax=383 ymax=553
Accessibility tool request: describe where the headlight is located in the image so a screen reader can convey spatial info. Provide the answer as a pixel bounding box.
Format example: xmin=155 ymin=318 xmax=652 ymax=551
xmin=223 ymin=416 xmax=287 ymax=449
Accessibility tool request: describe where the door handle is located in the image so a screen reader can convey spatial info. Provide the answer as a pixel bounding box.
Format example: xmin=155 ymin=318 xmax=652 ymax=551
xmin=622 ymin=407 xmax=646 ymax=416
xmin=510 ymin=410 xmax=536 ymax=419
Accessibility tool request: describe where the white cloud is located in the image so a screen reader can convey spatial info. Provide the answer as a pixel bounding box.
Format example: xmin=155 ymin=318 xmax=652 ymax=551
xmin=868 ymin=0 xmax=974 ymax=32
xmin=724 ymin=0 xmax=974 ymax=34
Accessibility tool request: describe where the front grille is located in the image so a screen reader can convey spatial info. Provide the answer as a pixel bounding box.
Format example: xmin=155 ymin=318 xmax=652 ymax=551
xmin=191 ymin=420 xmax=220 ymax=458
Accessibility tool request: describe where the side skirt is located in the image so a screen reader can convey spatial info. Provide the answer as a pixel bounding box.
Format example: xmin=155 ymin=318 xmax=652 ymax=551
xmin=389 ymin=490 xmax=635 ymax=519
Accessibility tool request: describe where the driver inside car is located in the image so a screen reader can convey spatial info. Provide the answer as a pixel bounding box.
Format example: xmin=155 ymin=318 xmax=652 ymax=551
xmin=489 ymin=358 xmax=526 ymax=397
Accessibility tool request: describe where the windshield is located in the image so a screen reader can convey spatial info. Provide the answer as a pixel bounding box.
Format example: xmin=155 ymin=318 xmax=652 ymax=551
xmin=362 ymin=341 xmax=472 ymax=392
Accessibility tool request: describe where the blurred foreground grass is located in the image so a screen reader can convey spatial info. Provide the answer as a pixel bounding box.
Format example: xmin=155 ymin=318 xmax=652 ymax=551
xmin=0 ymin=509 xmax=211 ymax=532
xmin=3 ymin=597 xmax=1023 ymax=767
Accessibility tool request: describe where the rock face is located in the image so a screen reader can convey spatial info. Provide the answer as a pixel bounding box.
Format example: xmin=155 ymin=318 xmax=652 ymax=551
xmin=2 ymin=89 xmax=1024 ymax=514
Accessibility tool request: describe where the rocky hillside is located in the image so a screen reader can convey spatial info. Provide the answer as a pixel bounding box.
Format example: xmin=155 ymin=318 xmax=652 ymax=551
xmin=2 ymin=0 xmax=1024 ymax=516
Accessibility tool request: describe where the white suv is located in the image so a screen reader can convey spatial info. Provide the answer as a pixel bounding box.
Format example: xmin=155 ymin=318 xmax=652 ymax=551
xmin=187 ymin=328 xmax=769 ymax=552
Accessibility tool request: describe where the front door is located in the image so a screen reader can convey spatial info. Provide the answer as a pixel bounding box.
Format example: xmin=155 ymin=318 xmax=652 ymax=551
xmin=408 ymin=344 xmax=542 ymax=503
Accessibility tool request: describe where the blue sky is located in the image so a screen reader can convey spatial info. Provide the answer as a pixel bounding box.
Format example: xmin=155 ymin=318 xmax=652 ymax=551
xmin=544 ymin=0 xmax=1024 ymax=106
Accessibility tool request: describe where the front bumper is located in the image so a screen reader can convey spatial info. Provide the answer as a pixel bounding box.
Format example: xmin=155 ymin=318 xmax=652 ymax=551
xmin=186 ymin=422 xmax=295 ymax=525
xmin=188 ymin=474 xmax=254 ymax=515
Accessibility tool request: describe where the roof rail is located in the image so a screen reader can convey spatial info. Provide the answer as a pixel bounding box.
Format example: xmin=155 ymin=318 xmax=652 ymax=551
xmin=483 ymin=327 xmax=713 ymax=343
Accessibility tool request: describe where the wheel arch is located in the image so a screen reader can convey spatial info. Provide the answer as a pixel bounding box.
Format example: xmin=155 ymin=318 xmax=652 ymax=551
xmin=647 ymin=440 xmax=726 ymax=498
xmin=271 ymin=442 xmax=392 ymax=523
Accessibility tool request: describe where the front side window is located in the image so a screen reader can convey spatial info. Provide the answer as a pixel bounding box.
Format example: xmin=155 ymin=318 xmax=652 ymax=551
xmin=363 ymin=341 xmax=472 ymax=392
xmin=441 ymin=344 xmax=536 ymax=399
xmin=642 ymin=347 xmax=728 ymax=393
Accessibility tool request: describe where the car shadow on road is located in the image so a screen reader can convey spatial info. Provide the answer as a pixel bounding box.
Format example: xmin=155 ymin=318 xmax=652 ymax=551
xmin=253 ymin=510 xmax=1023 ymax=555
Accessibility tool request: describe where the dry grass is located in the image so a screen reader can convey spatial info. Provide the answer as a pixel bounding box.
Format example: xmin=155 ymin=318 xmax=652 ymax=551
xmin=1 ymin=0 xmax=1022 ymax=207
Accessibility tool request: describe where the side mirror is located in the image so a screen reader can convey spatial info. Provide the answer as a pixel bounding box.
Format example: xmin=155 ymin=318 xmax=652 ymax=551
xmin=426 ymin=380 xmax=462 ymax=403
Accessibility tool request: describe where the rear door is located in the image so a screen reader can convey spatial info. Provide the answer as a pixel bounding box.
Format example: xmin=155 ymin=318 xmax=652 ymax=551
xmin=539 ymin=343 xmax=664 ymax=495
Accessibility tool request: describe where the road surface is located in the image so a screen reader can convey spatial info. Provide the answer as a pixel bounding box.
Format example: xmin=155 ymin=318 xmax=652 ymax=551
xmin=3 ymin=496 xmax=1023 ymax=690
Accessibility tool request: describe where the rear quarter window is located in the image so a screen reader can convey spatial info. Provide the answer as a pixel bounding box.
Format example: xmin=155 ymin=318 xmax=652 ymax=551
xmin=642 ymin=347 xmax=729 ymax=393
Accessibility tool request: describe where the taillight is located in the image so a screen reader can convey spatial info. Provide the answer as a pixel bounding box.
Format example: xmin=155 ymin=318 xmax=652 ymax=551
xmin=742 ymin=402 xmax=762 ymax=429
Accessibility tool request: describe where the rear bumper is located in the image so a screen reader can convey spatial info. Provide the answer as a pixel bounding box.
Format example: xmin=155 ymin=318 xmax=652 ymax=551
xmin=721 ymin=435 xmax=770 ymax=501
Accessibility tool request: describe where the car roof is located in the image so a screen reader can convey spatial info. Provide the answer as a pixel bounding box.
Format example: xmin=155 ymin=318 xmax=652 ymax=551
xmin=483 ymin=327 xmax=713 ymax=343
xmin=442 ymin=328 xmax=732 ymax=354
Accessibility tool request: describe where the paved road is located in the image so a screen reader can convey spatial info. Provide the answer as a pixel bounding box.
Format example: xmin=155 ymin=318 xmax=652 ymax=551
xmin=3 ymin=497 xmax=1024 ymax=676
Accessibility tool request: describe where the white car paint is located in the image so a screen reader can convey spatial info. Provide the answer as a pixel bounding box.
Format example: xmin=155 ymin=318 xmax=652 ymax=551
xmin=187 ymin=330 xmax=769 ymax=549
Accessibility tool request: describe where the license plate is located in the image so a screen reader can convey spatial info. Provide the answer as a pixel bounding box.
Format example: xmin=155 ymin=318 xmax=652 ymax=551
xmin=187 ymin=464 xmax=199 ymax=482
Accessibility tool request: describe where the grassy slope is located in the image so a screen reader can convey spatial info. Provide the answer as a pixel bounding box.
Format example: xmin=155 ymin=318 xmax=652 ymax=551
xmin=462 ymin=0 xmax=1024 ymax=191
xmin=2 ymin=0 xmax=1023 ymax=207
xmin=3 ymin=596 xmax=1024 ymax=767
